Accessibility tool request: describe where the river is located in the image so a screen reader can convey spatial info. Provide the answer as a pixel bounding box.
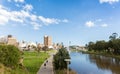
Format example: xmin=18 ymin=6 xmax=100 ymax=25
xmin=69 ymin=52 xmax=120 ymax=74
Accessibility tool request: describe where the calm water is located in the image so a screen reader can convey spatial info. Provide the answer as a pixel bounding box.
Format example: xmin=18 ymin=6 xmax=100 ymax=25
xmin=69 ymin=52 xmax=120 ymax=74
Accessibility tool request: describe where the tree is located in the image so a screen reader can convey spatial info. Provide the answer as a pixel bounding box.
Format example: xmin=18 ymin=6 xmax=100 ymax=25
xmin=53 ymin=47 xmax=70 ymax=70
xmin=42 ymin=46 xmax=48 ymax=52
xmin=87 ymin=41 xmax=95 ymax=51
xmin=111 ymin=39 xmax=120 ymax=54
xmin=95 ymin=40 xmax=106 ymax=52
xmin=0 ymin=45 xmax=21 ymax=68
xmin=87 ymin=32 xmax=120 ymax=55
xmin=109 ymin=33 xmax=118 ymax=40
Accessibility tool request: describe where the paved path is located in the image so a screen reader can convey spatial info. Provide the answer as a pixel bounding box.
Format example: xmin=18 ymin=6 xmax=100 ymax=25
xmin=37 ymin=55 xmax=54 ymax=74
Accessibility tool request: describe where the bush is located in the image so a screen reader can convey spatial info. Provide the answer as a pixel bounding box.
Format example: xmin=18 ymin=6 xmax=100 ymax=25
xmin=0 ymin=45 xmax=21 ymax=68
xmin=53 ymin=47 xmax=70 ymax=70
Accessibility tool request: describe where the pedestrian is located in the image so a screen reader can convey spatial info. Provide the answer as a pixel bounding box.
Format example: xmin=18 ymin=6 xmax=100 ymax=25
xmin=46 ymin=60 xmax=48 ymax=63
xmin=44 ymin=63 xmax=46 ymax=69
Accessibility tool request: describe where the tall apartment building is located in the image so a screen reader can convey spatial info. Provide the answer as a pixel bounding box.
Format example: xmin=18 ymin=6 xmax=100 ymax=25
xmin=44 ymin=35 xmax=52 ymax=48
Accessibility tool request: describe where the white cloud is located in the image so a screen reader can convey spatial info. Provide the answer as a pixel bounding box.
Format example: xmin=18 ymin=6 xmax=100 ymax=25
xmin=85 ymin=21 xmax=95 ymax=27
xmin=0 ymin=4 xmax=68 ymax=30
xmin=23 ymin=4 xmax=33 ymax=11
xmin=0 ymin=15 xmax=9 ymax=25
xmin=8 ymin=0 xmax=24 ymax=3
xmin=101 ymin=24 xmax=108 ymax=27
xmin=38 ymin=16 xmax=69 ymax=25
xmin=14 ymin=0 xmax=24 ymax=3
xmin=85 ymin=19 xmax=109 ymax=28
xmin=31 ymin=22 xmax=42 ymax=30
xmin=38 ymin=16 xmax=59 ymax=25
xmin=30 ymin=15 xmax=37 ymax=21
xmin=99 ymin=0 xmax=119 ymax=4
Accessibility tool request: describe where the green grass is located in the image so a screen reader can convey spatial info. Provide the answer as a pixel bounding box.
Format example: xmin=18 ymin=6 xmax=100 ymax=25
xmin=23 ymin=51 xmax=50 ymax=74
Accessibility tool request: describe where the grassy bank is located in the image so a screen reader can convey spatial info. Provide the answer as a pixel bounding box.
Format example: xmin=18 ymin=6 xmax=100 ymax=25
xmin=0 ymin=63 xmax=28 ymax=74
xmin=82 ymin=51 xmax=120 ymax=59
xmin=0 ymin=51 xmax=51 ymax=74
xmin=23 ymin=51 xmax=50 ymax=74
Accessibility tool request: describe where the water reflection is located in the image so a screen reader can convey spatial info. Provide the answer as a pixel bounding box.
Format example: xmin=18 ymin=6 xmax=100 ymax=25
xmin=88 ymin=54 xmax=120 ymax=74
xmin=69 ymin=52 xmax=120 ymax=74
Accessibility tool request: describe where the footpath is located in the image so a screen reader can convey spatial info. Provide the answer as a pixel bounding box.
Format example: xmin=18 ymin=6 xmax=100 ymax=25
xmin=37 ymin=52 xmax=55 ymax=74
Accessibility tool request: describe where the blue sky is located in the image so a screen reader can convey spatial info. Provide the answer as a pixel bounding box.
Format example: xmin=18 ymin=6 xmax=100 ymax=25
xmin=0 ymin=0 xmax=120 ymax=46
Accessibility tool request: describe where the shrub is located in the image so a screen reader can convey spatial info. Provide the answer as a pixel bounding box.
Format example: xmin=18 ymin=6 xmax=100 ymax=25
xmin=0 ymin=45 xmax=21 ymax=68
xmin=53 ymin=47 xmax=70 ymax=70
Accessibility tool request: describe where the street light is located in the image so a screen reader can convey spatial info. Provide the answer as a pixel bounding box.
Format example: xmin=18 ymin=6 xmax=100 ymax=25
xmin=64 ymin=59 xmax=71 ymax=74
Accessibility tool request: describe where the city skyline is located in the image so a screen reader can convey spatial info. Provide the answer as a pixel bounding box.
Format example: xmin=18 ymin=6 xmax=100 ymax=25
xmin=0 ymin=0 xmax=120 ymax=45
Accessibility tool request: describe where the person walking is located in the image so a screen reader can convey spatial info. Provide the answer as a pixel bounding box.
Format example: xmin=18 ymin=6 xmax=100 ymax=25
xmin=44 ymin=63 xmax=46 ymax=69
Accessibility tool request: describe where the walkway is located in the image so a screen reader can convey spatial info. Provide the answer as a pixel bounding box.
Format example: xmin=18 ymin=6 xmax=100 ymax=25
xmin=37 ymin=55 xmax=54 ymax=74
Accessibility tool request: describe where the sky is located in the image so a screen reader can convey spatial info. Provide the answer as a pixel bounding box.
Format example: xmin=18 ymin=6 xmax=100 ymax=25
xmin=0 ymin=0 xmax=120 ymax=46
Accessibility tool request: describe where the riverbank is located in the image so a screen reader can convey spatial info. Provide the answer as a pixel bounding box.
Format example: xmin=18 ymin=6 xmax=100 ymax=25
xmin=81 ymin=51 xmax=120 ymax=59
xmin=0 ymin=63 xmax=28 ymax=74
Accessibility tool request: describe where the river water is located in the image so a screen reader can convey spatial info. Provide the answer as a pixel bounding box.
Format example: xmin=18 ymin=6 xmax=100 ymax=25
xmin=69 ymin=52 xmax=120 ymax=74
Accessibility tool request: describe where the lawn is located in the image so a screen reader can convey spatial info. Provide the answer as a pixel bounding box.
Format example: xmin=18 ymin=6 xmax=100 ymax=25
xmin=23 ymin=51 xmax=50 ymax=74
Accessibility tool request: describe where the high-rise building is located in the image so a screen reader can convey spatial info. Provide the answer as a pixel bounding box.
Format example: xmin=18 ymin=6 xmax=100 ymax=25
xmin=44 ymin=35 xmax=52 ymax=47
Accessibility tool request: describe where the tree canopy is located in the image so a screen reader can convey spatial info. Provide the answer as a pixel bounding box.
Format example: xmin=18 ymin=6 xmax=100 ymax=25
xmin=0 ymin=44 xmax=21 ymax=68
xmin=87 ymin=33 xmax=120 ymax=55
xmin=53 ymin=47 xmax=70 ymax=70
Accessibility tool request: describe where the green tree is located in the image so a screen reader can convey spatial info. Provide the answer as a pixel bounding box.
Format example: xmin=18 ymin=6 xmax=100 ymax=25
xmin=87 ymin=33 xmax=120 ymax=55
xmin=95 ymin=40 xmax=106 ymax=52
xmin=87 ymin=41 xmax=95 ymax=51
xmin=53 ymin=47 xmax=70 ymax=70
xmin=111 ymin=39 xmax=120 ymax=54
xmin=0 ymin=45 xmax=21 ymax=68
xmin=109 ymin=33 xmax=118 ymax=40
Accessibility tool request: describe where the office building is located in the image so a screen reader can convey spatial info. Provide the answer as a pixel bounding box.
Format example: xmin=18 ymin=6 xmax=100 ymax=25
xmin=44 ymin=35 xmax=52 ymax=48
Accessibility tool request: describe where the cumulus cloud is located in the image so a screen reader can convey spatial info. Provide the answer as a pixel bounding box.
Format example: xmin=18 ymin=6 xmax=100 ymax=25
xmin=85 ymin=19 xmax=108 ymax=28
xmin=99 ymin=0 xmax=119 ymax=4
xmin=85 ymin=21 xmax=95 ymax=27
xmin=0 ymin=4 xmax=68 ymax=30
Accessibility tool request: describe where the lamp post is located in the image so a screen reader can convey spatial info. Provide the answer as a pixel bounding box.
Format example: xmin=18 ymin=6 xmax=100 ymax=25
xmin=64 ymin=59 xmax=71 ymax=74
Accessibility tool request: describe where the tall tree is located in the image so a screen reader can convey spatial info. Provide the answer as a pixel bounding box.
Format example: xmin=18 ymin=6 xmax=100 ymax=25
xmin=109 ymin=33 xmax=118 ymax=40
